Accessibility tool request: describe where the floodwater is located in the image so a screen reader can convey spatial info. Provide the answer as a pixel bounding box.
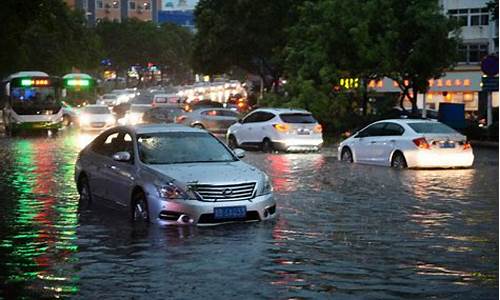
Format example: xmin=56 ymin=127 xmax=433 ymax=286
xmin=0 ymin=130 xmax=497 ymax=299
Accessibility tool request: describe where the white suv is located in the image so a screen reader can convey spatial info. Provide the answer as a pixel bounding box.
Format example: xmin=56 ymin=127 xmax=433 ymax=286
xmin=226 ymin=108 xmax=323 ymax=152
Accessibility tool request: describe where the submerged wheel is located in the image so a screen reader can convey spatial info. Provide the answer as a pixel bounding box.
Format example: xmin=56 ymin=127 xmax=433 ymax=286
xmin=78 ymin=176 xmax=92 ymax=209
xmin=262 ymin=138 xmax=274 ymax=153
xmin=341 ymin=147 xmax=353 ymax=163
xmin=228 ymin=135 xmax=238 ymax=149
xmin=391 ymin=151 xmax=408 ymax=169
xmin=131 ymin=191 xmax=149 ymax=223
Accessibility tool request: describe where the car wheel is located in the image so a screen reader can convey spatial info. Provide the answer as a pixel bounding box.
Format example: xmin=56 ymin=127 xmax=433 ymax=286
xmin=228 ymin=135 xmax=238 ymax=149
xmin=262 ymin=138 xmax=274 ymax=153
xmin=131 ymin=191 xmax=149 ymax=223
xmin=78 ymin=175 xmax=92 ymax=209
xmin=192 ymin=123 xmax=205 ymax=129
xmin=391 ymin=151 xmax=408 ymax=169
xmin=341 ymin=147 xmax=353 ymax=163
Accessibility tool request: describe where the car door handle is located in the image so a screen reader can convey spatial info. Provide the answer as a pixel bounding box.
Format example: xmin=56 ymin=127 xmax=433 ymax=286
xmin=389 ymin=140 xmax=396 ymax=143
xmin=370 ymin=141 xmax=377 ymax=144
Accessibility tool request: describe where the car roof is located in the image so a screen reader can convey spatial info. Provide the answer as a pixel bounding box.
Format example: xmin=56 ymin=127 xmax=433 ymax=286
xmin=252 ymin=107 xmax=311 ymax=114
xmin=374 ymin=118 xmax=439 ymax=124
xmin=126 ymin=124 xmax=206 ymax=135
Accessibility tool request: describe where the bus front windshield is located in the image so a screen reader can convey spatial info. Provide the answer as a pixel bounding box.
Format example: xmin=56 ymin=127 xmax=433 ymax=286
xmin=10 ymin=86 xmax=60 ymax=114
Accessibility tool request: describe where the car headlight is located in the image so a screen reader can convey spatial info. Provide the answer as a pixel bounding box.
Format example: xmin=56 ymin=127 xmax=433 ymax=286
xmin=79 ymin=114 xmax=90 ymax=125
xmin=257 ymin=174 xmax=273 ymax=196
xmin=157 ymin=182 xmax=190 ymax=201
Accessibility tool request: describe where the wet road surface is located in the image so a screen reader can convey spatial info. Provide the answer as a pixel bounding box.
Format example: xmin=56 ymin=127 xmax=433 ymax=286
xmin=0 ymin=130 xmax=498 ymax=299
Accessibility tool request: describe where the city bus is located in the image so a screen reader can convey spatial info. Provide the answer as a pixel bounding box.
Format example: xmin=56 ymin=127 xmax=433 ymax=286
xmin=61 ymin=73 xmax=97 ymax=126
xmin=2 ymin=71 xmax=63 ymax=136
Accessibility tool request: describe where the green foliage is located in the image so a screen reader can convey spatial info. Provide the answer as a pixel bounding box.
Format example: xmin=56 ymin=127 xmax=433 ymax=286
xmin=193 ymin=0 xmax=303 ymax=84
xmin=96 ymin=19 xmax=193 ymax=83
xmin=0 ymin=0 xmax=101 ymax=77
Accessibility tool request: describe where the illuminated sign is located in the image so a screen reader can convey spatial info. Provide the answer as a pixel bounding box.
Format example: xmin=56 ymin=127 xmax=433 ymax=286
xmin=20 ymin=79 xmax=50 ymax=87
xmin=340 ymin=78 xmax=359 ymax=89
xmin=66 ymin=79 xmax=90 ymax=87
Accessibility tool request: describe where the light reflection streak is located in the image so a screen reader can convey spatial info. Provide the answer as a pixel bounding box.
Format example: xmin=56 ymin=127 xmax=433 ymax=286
xmin=1 ymin=136 xmax=81 ymax=298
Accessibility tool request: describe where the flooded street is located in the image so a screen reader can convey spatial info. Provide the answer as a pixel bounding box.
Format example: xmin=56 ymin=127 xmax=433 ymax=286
xmin=0 ymin=130 xmax=498 ymax=299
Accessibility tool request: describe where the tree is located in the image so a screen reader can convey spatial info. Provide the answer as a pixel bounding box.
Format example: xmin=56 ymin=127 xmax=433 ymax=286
xmin=375 ymin=0 xmax=459 ymax=114
xmin=192 ymin=0 xmax=304 ymax=89
xmin=95 ymin=19 xmax=193 ymax=84
xmin=0 ymin=0 xmax=101 ymax=77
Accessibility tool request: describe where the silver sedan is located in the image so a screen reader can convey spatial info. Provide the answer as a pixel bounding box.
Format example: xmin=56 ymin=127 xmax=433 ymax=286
xmin=178 ymin=108 xmax=240 ymax=133
xmin=75 ymin=124 xmax=276 ymax=225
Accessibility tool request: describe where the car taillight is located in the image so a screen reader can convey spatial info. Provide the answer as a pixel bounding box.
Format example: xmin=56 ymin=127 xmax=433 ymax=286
xmin=413 ymin=137 xmax=430 ymax=149
xmin=314 ymin=124 xmax=322 ymax=133
xmin=463 ymin=142 xmax=471 ymax=150
xmin=273 ymin=123 xmax=289 ymax=132
xmin=177 ymin=115 xmax=186 ymax=123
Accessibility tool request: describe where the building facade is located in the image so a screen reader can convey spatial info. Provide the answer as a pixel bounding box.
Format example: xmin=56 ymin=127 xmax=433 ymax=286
xmin=67 ymin=0 xmax=161 ymax=25
xmin=367 ymin=0 xmax=498 ymax=117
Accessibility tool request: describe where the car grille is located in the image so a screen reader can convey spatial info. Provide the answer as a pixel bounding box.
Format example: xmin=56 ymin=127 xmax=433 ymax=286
xmin=190 ymin=182 xmax=256 ymax=201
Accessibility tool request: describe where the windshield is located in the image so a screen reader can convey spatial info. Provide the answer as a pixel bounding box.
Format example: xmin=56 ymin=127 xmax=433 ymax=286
xmin=280 ymin=113 xmax=316 ymax=123
xmin=83 ymin=106 xmax=110 ymax=114
xmin=137 ymin=132 xmax=237 ymax=164
xmin=408 ymin=122 xmax=458 ymax=134
xmin=10 ymin=86 xmax=60 ymax=114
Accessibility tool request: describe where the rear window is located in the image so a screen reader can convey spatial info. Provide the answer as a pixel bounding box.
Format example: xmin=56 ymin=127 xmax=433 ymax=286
xmin=408 ymin=122 xmax=457 ymax=134
xmin=279 ymin=113 xmax=316 ymax=124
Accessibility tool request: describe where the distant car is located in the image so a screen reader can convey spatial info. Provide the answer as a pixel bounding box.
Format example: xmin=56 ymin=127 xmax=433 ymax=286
xmin=120 ymin=104 xmax=151 ymax=125
xmin=143 ymin=106 xmax=184 ymax=124
xmin=338 ymin=119 xmax=474 ymax=168
xmin=178 ymin=108 xmax=240 ymax=133
xmin=97 ymin=94 xmax=119 ymax=106
xmin=74 ymin=124 xmax=276 ymax=225
xmin=78 ymin=105 xmax=115 ymax=131
xmin=227 ymin=108 xmax=323 ymax=152
xmin=184 ymin=100 xmax=224 ymax=112
xmin=152 ymin=93 xmax=182 ymax=107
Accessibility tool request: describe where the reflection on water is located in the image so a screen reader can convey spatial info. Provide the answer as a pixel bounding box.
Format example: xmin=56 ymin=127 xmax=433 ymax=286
xmin=0 ymin=136 xmax=81 ymax=298
xmin=0 ymin=133 xmax=497 ymax=299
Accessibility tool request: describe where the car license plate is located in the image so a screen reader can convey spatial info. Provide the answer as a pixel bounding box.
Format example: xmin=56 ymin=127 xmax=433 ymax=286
xmin=213 ymin=206 xmax=247 ymax=220
xmin=91 ymin=122 xmax=105 ymax=127
xmin=440 ymin=142 xmax=455 ymax=148
xmin=297 ymin=128 xmax=310 ymax=135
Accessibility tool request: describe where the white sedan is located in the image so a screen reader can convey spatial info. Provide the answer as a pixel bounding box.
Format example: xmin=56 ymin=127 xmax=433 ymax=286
xmin=338 ymin=119 xmax=474 ymax=168
xmin=78 ymin=105 xmax=115 ymax=131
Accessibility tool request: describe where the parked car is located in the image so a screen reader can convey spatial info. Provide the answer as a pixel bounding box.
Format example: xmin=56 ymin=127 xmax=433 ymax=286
xmin=119 ymin=104 xmax=151 ymax=125
xmin=77 ymin=105 xmax=116 ymax=131
xmin=338 ymin=119 xmax=474 ymax=168
xmin=227 ymin=108 xmax=323 ymax=152
xmin=143 ymin=106 xmax=184 ymax=124
xmin=74 ymin=124 xmax=276 ymax=225
xmin=178 ymin=108 xmax=240 ymax=133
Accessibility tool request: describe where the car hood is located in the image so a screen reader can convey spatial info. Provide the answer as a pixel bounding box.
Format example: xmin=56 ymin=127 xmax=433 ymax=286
xmin=147 ymin=160 xmax=263 ymax=185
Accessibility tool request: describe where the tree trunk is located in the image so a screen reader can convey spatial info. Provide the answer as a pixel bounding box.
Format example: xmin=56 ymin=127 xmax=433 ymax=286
xmin=361 ymin=79 xmax=368 ymax=116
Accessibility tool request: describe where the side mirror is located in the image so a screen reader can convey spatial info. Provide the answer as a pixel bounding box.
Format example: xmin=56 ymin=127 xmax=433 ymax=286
xmin=233 ymin=148 xmax=245 ymax=158
xmin=112 ymin=151 xmax=131 ymax=162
